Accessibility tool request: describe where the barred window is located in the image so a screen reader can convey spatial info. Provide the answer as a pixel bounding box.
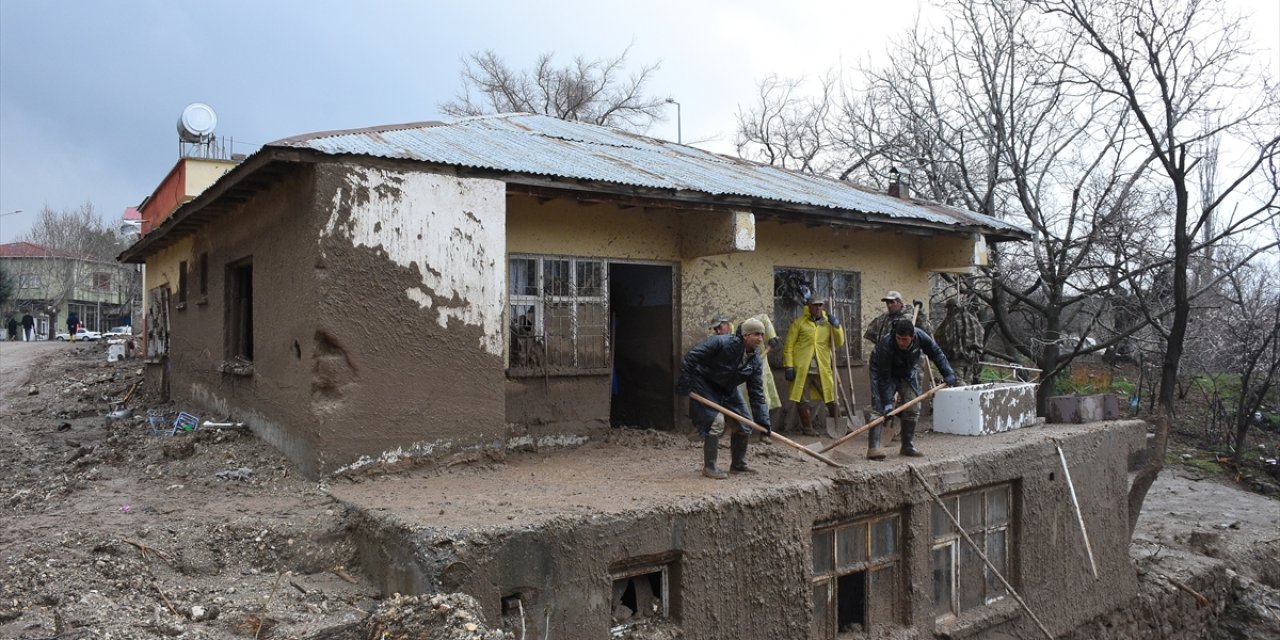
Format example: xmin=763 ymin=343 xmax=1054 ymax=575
xmin=932 ymin=484 xmax=1011 ymax=620
xmin=773 ymin=268 xmax=862 ymax=362
xmin=812 ymin=513 xmax=901 ymax=637
xmin=508 ymin=255 xmax=609 ymax=372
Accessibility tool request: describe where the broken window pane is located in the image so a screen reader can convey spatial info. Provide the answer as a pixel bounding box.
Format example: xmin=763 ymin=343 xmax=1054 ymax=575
xmin=544 ymin=259 xmax=570 ymax=297
xmin=836 ymin=522 xmax=867 ymax=569
xmin=869 ymin=565 xmax=898 ymax=625
xmin=871 ymin=517 xmax=897 ymax=559
xmin=932 ymin=499 xmax=956 ymax=537
xmin=837 ymin=571 xmax=866 ymax=633
xmin=987 ymin=486 xmax=1009 ymax=526
xmin=576 ymin=260 xmax=604 ymax=297
xmin=813 ymin=530 xmax=834 ymax=574
xmin=932 ymin=544 xmax=954 ymax=618
xmin=986 ymin=528 xmax=1007 ymax=599
xmin=959 ymin=492 xmax=983 ymax=531
xmin=958 ymin=533 xmax=985 ymax=612
xmin=812 ymin=582 xmax=832 ymax=638
xmin=510 ymin=258 xmax=537 ymax=296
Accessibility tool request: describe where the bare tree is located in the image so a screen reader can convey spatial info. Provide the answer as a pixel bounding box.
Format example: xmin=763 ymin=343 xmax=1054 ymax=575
xmin=1038 ymin=0 xmax=1280 ymax=537
xmin=441 ymin=46 xmax=667 ymax=132
xmin=16 ymin=202 xmax=131 ymax=338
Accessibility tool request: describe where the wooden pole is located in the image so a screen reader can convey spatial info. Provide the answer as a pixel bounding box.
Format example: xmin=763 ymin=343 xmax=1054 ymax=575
xmin=689 ymin=392 xmax=844 ymax=468
xmin=818 ymin=383 xmax=948 ymax=453
xmin=908 ymin=465 xmax=1055 ymax=640
xmin=1056 ymin=443 xmax=1099 ymax=579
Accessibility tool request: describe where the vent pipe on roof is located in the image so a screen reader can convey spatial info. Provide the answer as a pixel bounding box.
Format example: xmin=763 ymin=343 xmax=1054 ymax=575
xmin=889 ymin=166 xmax=913 ymax=200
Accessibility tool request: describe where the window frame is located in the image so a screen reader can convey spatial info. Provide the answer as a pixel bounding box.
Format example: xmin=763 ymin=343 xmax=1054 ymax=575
xmin=931 ymin=483 xmax=1012 ymax=621
xmin=507 ymin=254 xmax=610 ymax=376
xmin=773 ymin=267 xmax=863 ymax=363
xmin=811 ymin=512 xmax=902 ymax=637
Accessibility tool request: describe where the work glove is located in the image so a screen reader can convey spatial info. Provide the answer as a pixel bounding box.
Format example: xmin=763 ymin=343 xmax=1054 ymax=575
xmin=827 ymin=315 xmax=840 ymax=328
xmin=768 ymin=336 xmax=781 ymax=349
xmin=945 ymin=374 xmax=959 ymax=387
xmin=882 ymin=403 xmax=894 ymax=415
xmin=785 ymin=367 xmax=796 ymax=381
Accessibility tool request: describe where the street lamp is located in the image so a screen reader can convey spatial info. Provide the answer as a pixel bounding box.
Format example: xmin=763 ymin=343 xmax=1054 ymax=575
xmin=0 ymin=209 xmax=23 ymax=244
xmin=665 ymin=98 xmax=682 ymax=144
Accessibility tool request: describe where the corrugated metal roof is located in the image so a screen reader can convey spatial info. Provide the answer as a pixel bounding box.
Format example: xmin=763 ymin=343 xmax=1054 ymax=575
xmin=271 ymin=113 xmax=1026 ymax=237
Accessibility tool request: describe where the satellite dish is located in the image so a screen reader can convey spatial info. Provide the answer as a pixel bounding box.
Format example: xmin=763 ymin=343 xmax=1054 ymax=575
xmin=177 ymin=102 xmax=218 ymax=143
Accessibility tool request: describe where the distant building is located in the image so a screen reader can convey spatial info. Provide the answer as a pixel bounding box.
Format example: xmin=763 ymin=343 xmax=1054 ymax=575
xmin=1 ymin=241 xmax=137 ymax=337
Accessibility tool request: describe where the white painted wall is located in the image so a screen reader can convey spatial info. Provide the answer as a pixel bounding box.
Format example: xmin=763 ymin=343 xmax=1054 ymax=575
xmin=323 ymin=167 xmax=506 ymax=356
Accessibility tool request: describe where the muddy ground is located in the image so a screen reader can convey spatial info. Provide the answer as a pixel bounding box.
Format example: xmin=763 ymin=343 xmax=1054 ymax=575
xmin=1 ymin=341 xmax=1277 ymax=639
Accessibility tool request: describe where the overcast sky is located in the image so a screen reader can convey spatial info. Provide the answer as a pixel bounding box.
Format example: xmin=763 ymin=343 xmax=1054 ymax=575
xmin=1 ymin=0 xmax=1276 ymax=243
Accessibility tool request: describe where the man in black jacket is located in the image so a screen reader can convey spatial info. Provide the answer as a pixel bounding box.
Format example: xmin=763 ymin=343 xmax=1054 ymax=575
xmin=677 ymin=318 xmax=771 ymax=479
xmin=869 ymin=319 xmax=958 ymax=459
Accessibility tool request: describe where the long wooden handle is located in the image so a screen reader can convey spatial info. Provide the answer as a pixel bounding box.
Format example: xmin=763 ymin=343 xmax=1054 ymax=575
xmin=819 ymin=383 xmax=949 ymax=453
xmin=689 ymin=392 xmax=844 ymax=468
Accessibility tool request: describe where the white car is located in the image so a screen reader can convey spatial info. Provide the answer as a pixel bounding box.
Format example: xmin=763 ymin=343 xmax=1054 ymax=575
xmin=56 ymin=328 xmax=102 ymax=341
xmin=102 ymin=326 xmax=133 ymax=339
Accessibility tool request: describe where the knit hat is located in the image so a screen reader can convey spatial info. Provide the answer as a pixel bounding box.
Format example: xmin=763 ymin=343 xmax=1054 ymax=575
xmin=740 ymin=318 xmax=766 ymax=336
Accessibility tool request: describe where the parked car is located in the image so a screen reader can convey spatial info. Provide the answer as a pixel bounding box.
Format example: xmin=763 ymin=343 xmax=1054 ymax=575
xmin=102 ymin=326 xmax=133 ymax=338
xmin=56 ymin=328 xmax=102 ymax=341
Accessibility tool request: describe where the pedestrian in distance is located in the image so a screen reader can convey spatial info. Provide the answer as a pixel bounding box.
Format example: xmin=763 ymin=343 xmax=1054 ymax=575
xmin=5 ymin=317 xmax=17 ymax=341
xmin=868 ymin=319 xmax=959 ymax=460
xmin=677 ymin=318 xmax=772 ymax=479
xmin=21 ymin=313 xmax=34 ymax=341
xmin=782 ymin=297 xmax=845 ymax=437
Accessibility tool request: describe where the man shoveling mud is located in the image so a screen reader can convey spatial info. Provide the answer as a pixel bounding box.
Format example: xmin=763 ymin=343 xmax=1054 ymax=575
xmin=868 ymin=319 xmax=959 ymax=460
xmin=677 ymin=318 xmax=772 ymax=479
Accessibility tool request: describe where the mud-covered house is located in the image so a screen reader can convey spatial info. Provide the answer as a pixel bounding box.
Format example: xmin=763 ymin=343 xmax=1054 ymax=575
xmin=119 ymin=113 xmax=1026 ymax=478
xmin=118 ymin=114 xmax=1158 ymax=639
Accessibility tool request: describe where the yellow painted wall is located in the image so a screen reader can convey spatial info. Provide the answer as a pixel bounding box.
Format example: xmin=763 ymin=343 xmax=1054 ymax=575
xmin=184 ymin=159 xmax=238 ymax=198
xmin=505 ymin=196 xmax=949 ymax=355
xmin=143 ymin=236 xmax=195 ymax=302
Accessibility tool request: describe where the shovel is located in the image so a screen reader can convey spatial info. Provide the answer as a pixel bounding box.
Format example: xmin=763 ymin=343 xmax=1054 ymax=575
xmin=808 ymin=383 xmax=949 ymax=454
xmin=837 ymin=304 xmax=865 ymax=432
xmin=826 ymin=325 xmax=855 ymax=438
xmin=690 ymin=392 xmax=844 ymax=468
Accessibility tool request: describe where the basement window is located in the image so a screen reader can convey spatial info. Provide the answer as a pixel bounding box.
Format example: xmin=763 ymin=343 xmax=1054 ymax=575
xmin=609 ymin=553 xmax=679 ymax=632
xmin=774 ymin=268 xmax=863 ymax=362
xmin=932 ymin=484 xmax=1012 ymax=621
xmin=508 ymin=255 xmax=608 ymax=374
xmin=812 ymin=512 xmax=901 ymax=637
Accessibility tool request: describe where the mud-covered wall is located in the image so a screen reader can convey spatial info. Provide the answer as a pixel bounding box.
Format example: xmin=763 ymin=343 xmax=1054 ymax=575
xmin=155 ymin=161 xmax=508 ymax=477
xmin=311 ymin=163 xmax=507 ymax=473
xmin=351 ymin=422 xmax=1144 ymax=640
xmin=159 ymin=165 xmax=326 ymax=474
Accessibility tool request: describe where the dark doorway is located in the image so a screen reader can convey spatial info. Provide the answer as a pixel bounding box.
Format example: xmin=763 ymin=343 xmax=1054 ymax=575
xmin=609 ymin=263 xmax=674 ymax=429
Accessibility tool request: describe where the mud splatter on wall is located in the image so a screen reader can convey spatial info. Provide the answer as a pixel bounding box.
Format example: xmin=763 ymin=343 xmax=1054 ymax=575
xmin=324 ymin=166 xmax=506 ymax=356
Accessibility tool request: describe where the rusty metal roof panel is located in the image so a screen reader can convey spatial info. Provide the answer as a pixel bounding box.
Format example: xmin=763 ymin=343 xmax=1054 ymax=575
xmin=272 ymin=113 xmax=1025 ymax=236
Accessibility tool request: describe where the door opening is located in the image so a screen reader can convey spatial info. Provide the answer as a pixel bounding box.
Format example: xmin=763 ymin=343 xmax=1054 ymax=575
xmin=609 ymin=263 xmax=674 ymax=429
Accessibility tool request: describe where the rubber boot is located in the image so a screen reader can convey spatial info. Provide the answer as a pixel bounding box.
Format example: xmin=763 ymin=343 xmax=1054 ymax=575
xmin=702 ymin=435 xmax=727 ymax=479
xmin=900 ymin=419 xmax=924 ymax=457
xmin=730 ymin=432 xmax=756 ymax=473
xmin=866 ymin=424 xmax=887 ymax=460
xmin=797 ymin=404 xmax=819 ymax=436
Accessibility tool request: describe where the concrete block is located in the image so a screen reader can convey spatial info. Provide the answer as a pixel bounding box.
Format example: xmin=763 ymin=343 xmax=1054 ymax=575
xmin=1048 ymin=396 xmax=1081 ymax=423
xmin=933 ymin=382 xmax=1038 ymax=436
xmin=1049 ymin=394 xmax=1121 ymax=423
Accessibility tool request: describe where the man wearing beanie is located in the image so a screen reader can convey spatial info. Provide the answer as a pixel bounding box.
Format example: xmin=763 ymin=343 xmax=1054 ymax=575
xmin=676 ymin=318 xmax=772 ymax=479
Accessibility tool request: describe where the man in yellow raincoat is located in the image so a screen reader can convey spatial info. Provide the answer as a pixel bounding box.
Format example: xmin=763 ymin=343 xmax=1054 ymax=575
xmin=782 ymin=298 xmax=845 ymax=436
